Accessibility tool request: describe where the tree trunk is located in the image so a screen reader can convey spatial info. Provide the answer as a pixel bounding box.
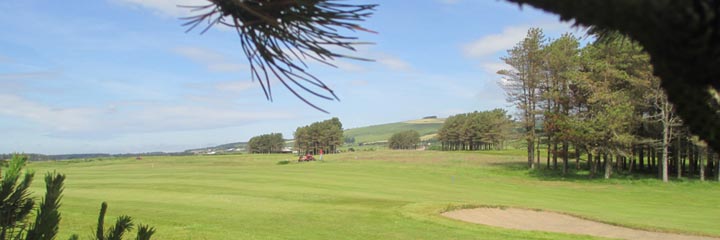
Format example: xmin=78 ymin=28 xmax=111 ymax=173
xmin=546 ymin=142 xmax=551 ymax=169
xmin=628 ymin=148 xmax=635 ymax=174
xmin=676 ymin=135 xmax=682 ymax=179
xmin=638 ymin=145 xmax=645 ymax=171
xmin=662 ymin=132 xmax=670 ymax=182
xmin=575 ymin=146 xmax=581 ymax=171
xmin=536 ymin=136 xmax=541 ymax=168
xmin=700 ymin=147 xmax=705 ymax=181
xmin=588 ymin=153 xmax=600 ymax=178
xmin=527 ymin=139 xmax=534 ymax=169
xmin=562 ymin=142 xmax=569 ymax=175
xmin=604 ymin=154 xmax=612 ymax=179
xmin=553 ymin=142 xmax=559 ymax=170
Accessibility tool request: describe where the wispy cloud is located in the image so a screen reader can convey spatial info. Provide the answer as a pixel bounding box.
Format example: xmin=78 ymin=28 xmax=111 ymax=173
xmin=0 ymin=93 xmax=293 ymax=138
xmin=174 ymin=46 xmax=246 ymax=73
xmin=332 ymin=60 xmax=366 ymax=72
xmin=464 ymin=26 xmax=528 ymax=58
xmin=0 ymin=55 xmax=13 ymax=63
xmin=480 ymin=62 xmax=511 ymax=75
xmin=0 ymin=94 xmax=102 ymax=132
xmin=113 ymin=0 xmax=206 ymax=17
xmin=376 ymin=55 xmax=412 ymax=71
xmin=463 ymin=22 xmax=575 ymax=58
xmin=215 ymin=81 xmax=256 ymax=93
xmin=438 ymin=0 xmax=462 ymax=4
xmin=0 ymin=71 xmax=61 ymax=80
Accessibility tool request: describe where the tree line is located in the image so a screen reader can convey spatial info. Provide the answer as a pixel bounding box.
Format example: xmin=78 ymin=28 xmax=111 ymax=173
xmin=500 ymin=28 xmax=719 ymax=181
xmin=294 ymin=118 xmax=343 ymax=155
xmin=247 ymin=133 xmax=285 ymax=154
xmin=437 ymin=109 xmax=514 ymax=151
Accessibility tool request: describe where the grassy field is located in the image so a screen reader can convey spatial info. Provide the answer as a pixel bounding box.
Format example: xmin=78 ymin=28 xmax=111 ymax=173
xmin=27 ymin=150 xmax=720 ymax=239
xmin=343 ymin=119 xmax=444 ymax=144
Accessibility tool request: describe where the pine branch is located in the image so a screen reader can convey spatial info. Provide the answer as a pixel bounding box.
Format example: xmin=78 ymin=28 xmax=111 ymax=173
xmin=0 ymin=154 xmax=35 ymax=240
xmin=95 ymin=202 xmax=108 ymax=240
xmin=181 ymin=0 xmax=377 ymax=113
xmin=25 ymin=172 xmax=65 ymax=240
xmin=105 ymin=216 xmax=133 ymax=240
xmin=135 ymin=225 xmax=155 ymax=240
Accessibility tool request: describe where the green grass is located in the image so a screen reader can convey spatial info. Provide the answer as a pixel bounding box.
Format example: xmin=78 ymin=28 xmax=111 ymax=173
xmin=344 ymin=120 xmax=444 ymax=144
xmin=26 ymin=151 xmax=720 ymax=239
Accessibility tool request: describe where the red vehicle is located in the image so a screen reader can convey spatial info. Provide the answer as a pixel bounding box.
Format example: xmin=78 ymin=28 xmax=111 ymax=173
xmin=298 ymin=153 xmax=315 ymax=162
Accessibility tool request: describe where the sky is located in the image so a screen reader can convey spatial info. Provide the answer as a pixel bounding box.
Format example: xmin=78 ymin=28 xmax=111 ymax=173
xmin=0 ymin=0 xmax=583 ymax=154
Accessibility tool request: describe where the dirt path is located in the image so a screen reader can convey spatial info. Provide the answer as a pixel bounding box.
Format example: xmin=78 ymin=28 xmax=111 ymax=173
xmin=442 ymin=208 xmax=719 ymax=240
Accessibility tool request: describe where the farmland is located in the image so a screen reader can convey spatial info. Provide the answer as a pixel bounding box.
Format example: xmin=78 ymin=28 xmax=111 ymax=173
xmin=343 ymin=119 xmax=445 ymax=144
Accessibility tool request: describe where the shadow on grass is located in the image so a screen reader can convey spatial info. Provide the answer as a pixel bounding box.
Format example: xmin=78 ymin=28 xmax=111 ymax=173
xmin=489 ymin=161 xmax=665 ymax=183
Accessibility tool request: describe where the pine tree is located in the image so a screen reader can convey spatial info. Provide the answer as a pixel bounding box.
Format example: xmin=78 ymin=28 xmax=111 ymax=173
xmin=498 ymin=28 xmax=546 ymax=169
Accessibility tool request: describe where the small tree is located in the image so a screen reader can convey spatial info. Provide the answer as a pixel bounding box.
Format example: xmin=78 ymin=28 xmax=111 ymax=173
xmin=248 ymin=133 xmax=285 ymax=154
xmin=388 ymin=130 xmax=420 ymax=150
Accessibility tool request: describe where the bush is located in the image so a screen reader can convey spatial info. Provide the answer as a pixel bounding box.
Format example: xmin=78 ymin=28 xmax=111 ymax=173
xmin=277 ymin=160 xmax=291 ymax=165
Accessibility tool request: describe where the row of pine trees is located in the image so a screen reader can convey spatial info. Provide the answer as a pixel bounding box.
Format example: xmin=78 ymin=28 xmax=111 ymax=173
xmin=500 ymin=28 xmax=719 ymax=181
xmin=437 ymin=109 xmax=514 ymax=151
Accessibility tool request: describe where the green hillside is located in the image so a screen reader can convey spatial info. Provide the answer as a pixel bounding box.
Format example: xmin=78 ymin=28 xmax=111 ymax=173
xmin=344 ymin=118 xmax=445 ymax=144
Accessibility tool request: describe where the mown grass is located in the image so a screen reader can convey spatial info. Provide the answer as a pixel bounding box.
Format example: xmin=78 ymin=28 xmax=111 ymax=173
xmin=27 ymin=150 xmax=720 ymax=239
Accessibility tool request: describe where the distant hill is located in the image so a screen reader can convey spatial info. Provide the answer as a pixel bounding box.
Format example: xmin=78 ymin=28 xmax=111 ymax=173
xmin=185 ymin=142 xmax=248 ymax=154
xmin=344 ymin=118 xmax=445 ymax=144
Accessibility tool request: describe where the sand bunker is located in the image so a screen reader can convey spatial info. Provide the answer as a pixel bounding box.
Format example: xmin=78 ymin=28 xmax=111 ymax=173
xmin=442 ymin=208 xmax=719 ymax=240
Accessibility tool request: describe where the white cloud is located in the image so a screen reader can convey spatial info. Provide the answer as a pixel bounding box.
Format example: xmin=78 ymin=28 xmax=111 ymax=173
xmin=376 ymin=55 xmax=412 ymax=71
xmin=0 ymin=71 xmax=61 ymax=80
xmin=464 ymin=26 xmax=528 ymax=58
xmin=439 ymin=0 xmax=461 ymax=4
xmin=0 ymin=94 xmax=102 ymax=132
xmin=0 ymin=55 xmax=12 ymax=63
xmin=480 ymin=62 xmax=512 ymax=75
xmin=174 ymin=47 xmax=246 ymax=73
xmin=215 ymin=81 xmax=256 ymax=93
xmin=0 ymin=93 xmax=293 ymax=138
xmin=350 ymin=80 xmax=368 ymax=87
xmin=113 ymin=0 xmax=206 ymax=17
xmin=332 ymin=60 xmax=365 ymax=72
xmin=463 ymin=22 xmax=576 ymax=58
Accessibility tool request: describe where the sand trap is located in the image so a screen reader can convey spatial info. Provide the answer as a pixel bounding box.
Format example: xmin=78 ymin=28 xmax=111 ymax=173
xmin=443 ymin=208 xmax=719 ymax=240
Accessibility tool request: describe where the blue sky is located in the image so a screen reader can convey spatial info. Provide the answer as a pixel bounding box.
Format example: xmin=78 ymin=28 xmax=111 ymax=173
xmin=0 ymin=0 xmax=582 ymax=154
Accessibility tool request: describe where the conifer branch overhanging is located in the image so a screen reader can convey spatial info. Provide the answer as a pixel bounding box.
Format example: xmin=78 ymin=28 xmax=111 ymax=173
xmin=181 ymin=0 xmax=377 ymax=113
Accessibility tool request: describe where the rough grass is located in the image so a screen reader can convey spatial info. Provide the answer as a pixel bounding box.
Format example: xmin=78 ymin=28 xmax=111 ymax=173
xmin=26 ymin=150 xmax=720 ymax=239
